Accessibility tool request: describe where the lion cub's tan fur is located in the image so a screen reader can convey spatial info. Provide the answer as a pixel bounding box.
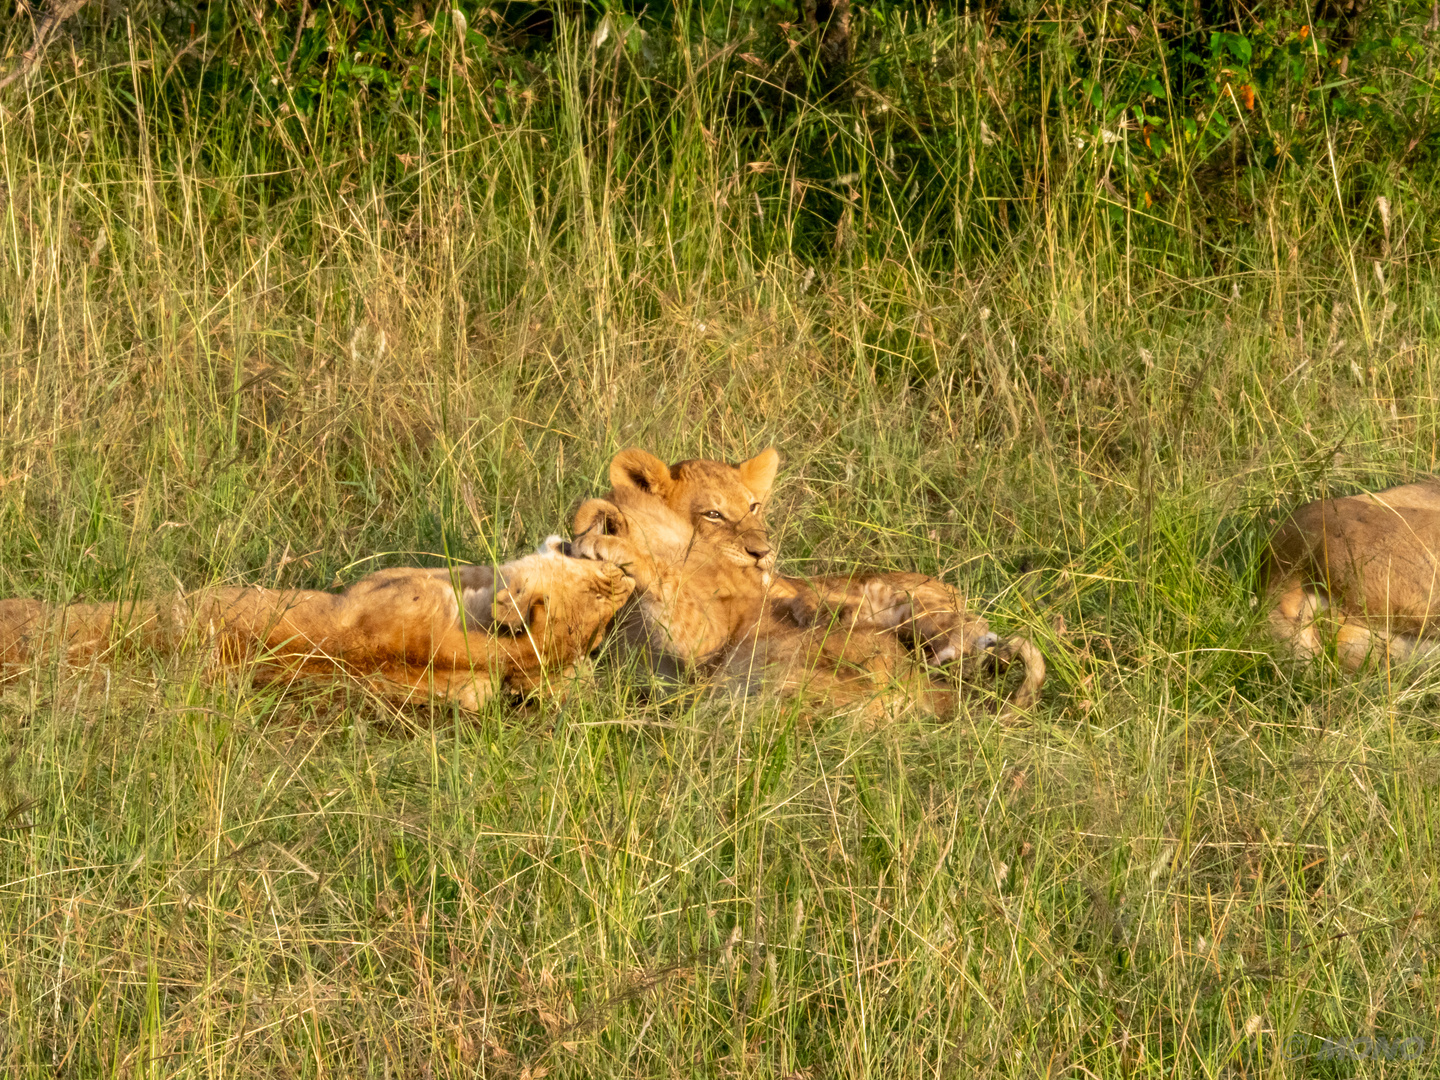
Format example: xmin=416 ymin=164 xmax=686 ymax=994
xmin=571 ymin=448 xmax=1044 ymax=715
xmin=1266 ymin=479 xmax=1440 ymax=671
xmin=0 ymin=540 xmax=633 ymax=707
xmin=571 ymin=448 xmax=784 ymax=668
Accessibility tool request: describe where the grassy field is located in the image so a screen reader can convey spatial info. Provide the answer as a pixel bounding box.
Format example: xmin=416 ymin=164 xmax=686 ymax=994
xmin=2 ymin=4 xmax=1440 ymax=1076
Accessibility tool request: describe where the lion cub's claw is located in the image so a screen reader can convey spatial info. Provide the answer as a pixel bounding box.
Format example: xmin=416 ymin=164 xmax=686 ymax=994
xmin=593 ymin=560 xmax=636 ymax=603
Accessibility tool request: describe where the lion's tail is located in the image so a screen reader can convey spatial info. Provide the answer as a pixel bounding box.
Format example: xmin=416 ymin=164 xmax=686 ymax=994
xmin=0 ymin=595 xmax=197 ymax=669
xmin=998 ymin=635 xmax=1046 ymax=713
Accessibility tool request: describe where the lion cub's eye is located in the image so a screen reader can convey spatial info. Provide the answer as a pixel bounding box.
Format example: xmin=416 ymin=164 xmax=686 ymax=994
xmin=704 ymin=510 xmax=725 ymax=521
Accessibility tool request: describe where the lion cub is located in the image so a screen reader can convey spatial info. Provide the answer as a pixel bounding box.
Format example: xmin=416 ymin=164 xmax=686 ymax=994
xmin=0 ymin=538 xmax=633 ymax=708
xmin=1266 ymin=479 xmax=1440 ymax=672
xmin=570 ymin=447 xmax=1044 ymax=715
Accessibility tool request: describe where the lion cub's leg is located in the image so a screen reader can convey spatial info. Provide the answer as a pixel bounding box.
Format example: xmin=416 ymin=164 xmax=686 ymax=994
xmin=1265 ymin=576 xmax=1381 ymax=670
xmin=1331 ymin=621 xmax=1440 ymax=673
xmin=786 ymin=573 xmax=999 ymax=663
xmin=721 ymin=611 xmax=919 ymax=720
xmin=992 ymin=637 xmax=1046 ymax=713
xmin=773 ymin=573 xmax=1044 ymax=713
xmin=570 ymin=498 xmax=674 ymax=593
xmin=878 ymin=575 xmax=999 ymax=664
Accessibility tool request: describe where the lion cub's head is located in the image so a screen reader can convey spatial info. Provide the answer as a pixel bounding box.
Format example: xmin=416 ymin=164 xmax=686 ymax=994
xmin=573 ymin=447 xmax=780 ymax=577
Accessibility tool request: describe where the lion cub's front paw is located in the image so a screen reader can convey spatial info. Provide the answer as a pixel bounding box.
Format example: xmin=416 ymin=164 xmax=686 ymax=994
xmin=778 ymin=579 xmax=910 ymax=632
xmin=853 ymin=580 xmax=921 ymax=631
xmin=583 ymin=558 xmax=637 ymax=607
xmin=569 ymin=533 xmax=640 ymax=571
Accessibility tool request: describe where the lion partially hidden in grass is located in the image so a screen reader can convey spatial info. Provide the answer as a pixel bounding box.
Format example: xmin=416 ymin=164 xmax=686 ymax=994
xmin=1266 ymin=479 xmax=1440 ymax=672
xmin=0 ymin=538 xmax=634 ymax=707
xmin=570 ymin=447 xmax=1045 ymax=718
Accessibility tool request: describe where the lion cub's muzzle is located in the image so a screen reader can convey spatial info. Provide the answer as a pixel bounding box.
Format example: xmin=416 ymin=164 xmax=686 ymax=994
xmin=735 ymin=527 xmax=774 ymax=571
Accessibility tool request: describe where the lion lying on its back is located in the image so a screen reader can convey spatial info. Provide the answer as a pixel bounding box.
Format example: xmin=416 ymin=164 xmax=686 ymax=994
xmin=570 ymin=447 xmax=1044 ymax=716
xmin=0 ymin=539 xmax=633 ymax=707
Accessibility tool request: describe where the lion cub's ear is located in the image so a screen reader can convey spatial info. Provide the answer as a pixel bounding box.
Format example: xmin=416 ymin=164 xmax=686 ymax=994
xmin=573 ymin=497 xmax=627 ymax=538
xmin=610 ymin=448 xmax=674 ymax=499
xmin=737 ymin=447 xmax=780 ymax=503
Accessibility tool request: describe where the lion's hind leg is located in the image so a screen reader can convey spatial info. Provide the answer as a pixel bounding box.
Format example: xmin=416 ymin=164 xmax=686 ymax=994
xmin=1264 ymin=575 xmax=1440 ymax=674
xmin=1267 ymin=576 xmax=1330 ymax=662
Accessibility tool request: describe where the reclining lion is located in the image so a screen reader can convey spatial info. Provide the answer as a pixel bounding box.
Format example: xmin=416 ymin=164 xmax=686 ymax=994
xmin=1266 ymin=479 xmax=1440 ymax=671
xmin=0 ymin=538 xmax=634 ymax=708
xmin=569 ymin=447 xmax=1044 ymax=716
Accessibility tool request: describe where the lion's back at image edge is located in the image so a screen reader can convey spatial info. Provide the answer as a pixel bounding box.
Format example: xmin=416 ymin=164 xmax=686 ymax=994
xmin=1266 ymin=479 xmax=1440 ymax=673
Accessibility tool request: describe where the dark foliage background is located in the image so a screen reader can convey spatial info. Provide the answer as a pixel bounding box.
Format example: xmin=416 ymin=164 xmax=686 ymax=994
xmin=8 ymin=0 xmax=1435 ymax=269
